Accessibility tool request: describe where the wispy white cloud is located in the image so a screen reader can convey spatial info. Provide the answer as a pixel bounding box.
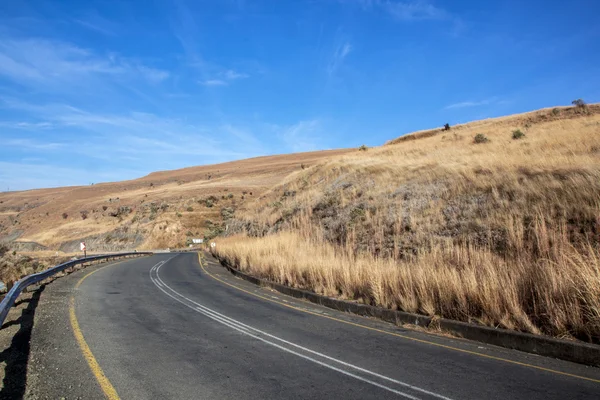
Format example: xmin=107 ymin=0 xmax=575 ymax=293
xmin=337 ymin=0 xmax=456 ymax=23
xmin=72 ymin=9 xmax=119 ymax=36
xmin=223 ymin=69 xmax=249 ymax=80
xmin=200 ymin=79 xmax=227 ymax=86
xmin=136 ymin=66 xmax=170 ymax=83
xmin=444 ymin=97 xmax=499 ymax=110
xmin=278 ymin=120 xmax=322 ymax=152
xmin=0 ymin=121 xmax=54 ymax=129
xmin=383 ymin=0 xmax=448 ymax=21
xmin=199 ymin=69 xmax=249 ymax=86
xmin=0 ymin=37 xmax=169 ymax=88
xmin=3 ymin=138 xmax=66 ymax=150
xmin=328 ymin=42 xmax=352 ymax=76
xmin=0 ymin=98 xmax=263 ymax=160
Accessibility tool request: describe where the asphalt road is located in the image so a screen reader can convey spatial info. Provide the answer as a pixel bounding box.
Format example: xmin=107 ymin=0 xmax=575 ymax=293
xmin=14 ymin=252 xmax=600 ymax=399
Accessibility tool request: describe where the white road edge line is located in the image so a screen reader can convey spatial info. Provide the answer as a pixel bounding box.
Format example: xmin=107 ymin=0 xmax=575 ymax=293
xmin=150 ymin=269 xmax=420 ymax=400
xmin=150 ymin=259 xmax=455 ymax=400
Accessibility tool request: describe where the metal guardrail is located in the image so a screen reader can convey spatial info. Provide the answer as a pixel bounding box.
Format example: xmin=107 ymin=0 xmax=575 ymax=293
xmin=0 ymin=251 xmax=152 ymax=328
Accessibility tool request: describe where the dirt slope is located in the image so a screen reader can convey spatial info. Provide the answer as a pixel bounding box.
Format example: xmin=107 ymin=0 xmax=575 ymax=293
xmin=0 ymin=149 xmax=350 ymax=254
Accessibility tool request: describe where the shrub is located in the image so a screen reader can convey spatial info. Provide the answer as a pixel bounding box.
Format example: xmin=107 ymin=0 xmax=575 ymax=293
xmin=110 ymin=206 xmax=132 ymax=218
xmin=443 ymin=123 xmax=451 ymax=131
xmin=552 ymin=108 xmax=560 ymax=116
xmin=102 ymin=205 xmax=108 ymax=211
xmin=176 ymin=212 xmax=182 ymax=218
xmin=0 ymin=244 xmax=8 ymax=257
xmin=572 ymin=99 xmax=586 ymax=108
xmin=512 ymin=130 xmax=525 ymax=140
xmin=186 ymin=206 xmax=194 ymax=212
xmin=358 ymin=145 xmax=368 ymax=151
xmin=62 ymin=212 xmax=68 ymax=219
xmin=221 ymin=207 xmax=235 ymax=220
xmin=227 ymin=193 xmax=234 ymax=199
xmin=473 ymin=133 xmax=489 ymax=144
xmin=80 ymin=210 xmax=89 ymax=220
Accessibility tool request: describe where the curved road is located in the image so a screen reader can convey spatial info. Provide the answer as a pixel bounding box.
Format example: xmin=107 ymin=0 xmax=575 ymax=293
xmin=21 ymin=253 xmax=600 ymax=399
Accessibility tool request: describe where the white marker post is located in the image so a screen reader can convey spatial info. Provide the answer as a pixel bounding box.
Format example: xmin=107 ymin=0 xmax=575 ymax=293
xmin=80 ymin=241 xmax=87 ymax=259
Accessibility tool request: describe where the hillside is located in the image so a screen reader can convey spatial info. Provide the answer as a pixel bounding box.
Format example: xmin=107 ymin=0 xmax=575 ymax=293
xmin=0 ymin=149 xmax=350 ymax=256
xmin=211 ymin=103 xmax=600 ymax=342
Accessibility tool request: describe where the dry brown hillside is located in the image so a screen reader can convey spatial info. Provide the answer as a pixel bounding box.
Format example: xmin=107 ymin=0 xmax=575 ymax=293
xmin=212 ymin=103 xmax=600 ymax=342
xmin=0 ymin=149 xmax=350 ymax=259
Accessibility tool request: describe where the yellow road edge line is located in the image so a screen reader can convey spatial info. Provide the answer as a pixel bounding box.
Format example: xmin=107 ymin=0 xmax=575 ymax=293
xmin=198 ymin=252 xmax=600 ymax=384
xmin=70 ymin=262 xmax=128 ymax=400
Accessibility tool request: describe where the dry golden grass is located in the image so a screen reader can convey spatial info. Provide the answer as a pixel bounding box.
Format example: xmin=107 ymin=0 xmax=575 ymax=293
xmin=213 ymin=105 xmax=600 ymax=341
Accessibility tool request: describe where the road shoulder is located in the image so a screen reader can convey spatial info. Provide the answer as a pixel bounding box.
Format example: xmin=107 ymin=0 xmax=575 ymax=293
xmin=0 ymin=259 xmax=134 ymax=399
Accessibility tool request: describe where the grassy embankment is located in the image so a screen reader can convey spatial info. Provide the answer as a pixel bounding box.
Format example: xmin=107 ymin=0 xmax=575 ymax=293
xmin=213 ymin=105 xmax=600 ymax=342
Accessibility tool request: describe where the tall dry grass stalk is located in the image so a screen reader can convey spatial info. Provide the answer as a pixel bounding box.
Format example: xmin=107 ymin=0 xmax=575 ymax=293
xmin=214 ymin=231 xmax=600 ymax=341
xmin=215 ymin=106 xmax=600 ymax=341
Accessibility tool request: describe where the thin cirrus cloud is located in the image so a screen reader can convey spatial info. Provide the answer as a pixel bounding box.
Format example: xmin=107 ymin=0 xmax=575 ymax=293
xmin=201 ymin=79 xmax=228 ymax=86
xmin=73 ymin=10 xmax=119 ymax=36
xmin=444 ymin=98 xmax=499 ymax=110
xmin=3 ymin=138 xmax=66 ymax=151
xmin=199 ymin=69 xmax=249 ymax=86
xmin=338 ymin=0 xmax=450 ymax=21
xmin=277 ymin=119 xmax=323 ymax=153
xmin=328 ymin=42 xmax=352 ymax=76
xmin=383 ymin=0 xmax=449 ymax=21
xmin=0 ymin=97 xmax=265 ymax=160
xmin=0 ymin=37 xmax=169 ymax=88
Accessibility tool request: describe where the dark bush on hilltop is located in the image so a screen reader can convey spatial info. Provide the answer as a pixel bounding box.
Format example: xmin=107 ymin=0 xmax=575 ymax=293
xmin=359 ymin=145 xmax=368 ymax=151
xmin=512 ymin=130 xmax=525 ymax=140
xmin=443 ymin=123 xmax=451 ymax=131
xmin=473 ymin=133 xmax=489 ymax=144
xmin=572 ymin=99 xmax=586 ymax=108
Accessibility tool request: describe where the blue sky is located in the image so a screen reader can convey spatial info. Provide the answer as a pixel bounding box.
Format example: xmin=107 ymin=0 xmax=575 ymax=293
xmin=1 ymin=0 xmax=599 ymax=190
